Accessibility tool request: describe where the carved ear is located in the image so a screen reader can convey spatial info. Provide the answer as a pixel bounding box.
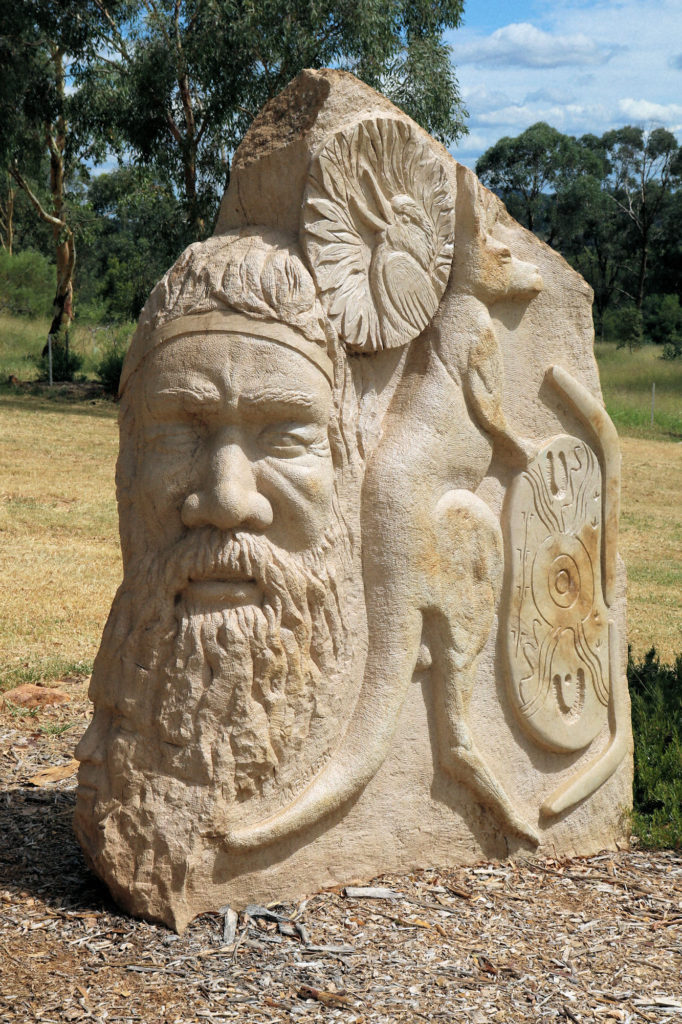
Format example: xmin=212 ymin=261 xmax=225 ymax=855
xmin=301 ymin=116 xmax=455 ymax=353
xmin=455 ymin=165 xmax=485 ymax=241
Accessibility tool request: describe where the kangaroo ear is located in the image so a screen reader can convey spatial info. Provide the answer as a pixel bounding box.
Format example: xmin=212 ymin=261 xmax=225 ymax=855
xmin=455 ymin=165 xmax=486 ymax=240
xmin=301 ymin=115 xmax=455 ymax=353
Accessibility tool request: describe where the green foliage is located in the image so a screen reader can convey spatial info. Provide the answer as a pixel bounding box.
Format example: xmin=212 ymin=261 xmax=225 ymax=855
xmin=610 ymin=304 xmax=644 ymax=352
xmin=475 ymin=122 xmax=590 ymax=234
xmin=642 ymin=294 xmax=682 ymax=344
xmin=35 ymin=333 xmax=84 ymax=383
xmin=628 ymin=648 xmax=682 ymax=850
xmin=662 ymin=339 xmax=682 ymax=360
xmin=95 ymin=325 xmax=132 ymax=395
xmin=477 ymin=122 xmax=682 ymax=332
xmin=74 ymin=0 xmax=468 ymax=235
xmin=0 ymin=249 xmax=54 ymax=318
xmin=642 ymin=294 xmax=682 ymax=360
xmin=82 ymin=167 xmax=189 ymax=320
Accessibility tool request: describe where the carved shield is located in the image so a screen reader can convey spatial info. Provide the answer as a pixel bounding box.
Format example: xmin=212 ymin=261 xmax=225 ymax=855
xmin=505 ymin=435 xmax=610 ymax=753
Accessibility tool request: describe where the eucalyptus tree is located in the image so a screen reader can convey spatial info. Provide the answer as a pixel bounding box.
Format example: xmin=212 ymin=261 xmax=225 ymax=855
xmin=77 ymin=0 xmax=468 ymax=238
xmin=0 ymin=1 xmax=111 ymax=353
xmin=475 ymin=122 xmax=582 ymax=235
xmin=600 ymin=126 xmax=682 ymax=308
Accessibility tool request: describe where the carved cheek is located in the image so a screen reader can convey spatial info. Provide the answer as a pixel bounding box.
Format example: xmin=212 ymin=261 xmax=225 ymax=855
xmin=138 ymin=426 xmax=202 ymax=530
xmin=259 ymin=456 xmax=335 ymax=549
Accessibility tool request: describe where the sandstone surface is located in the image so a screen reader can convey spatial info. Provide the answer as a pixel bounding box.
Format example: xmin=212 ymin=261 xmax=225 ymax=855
xmin=74 ymin=69 xmax=632 ymax=932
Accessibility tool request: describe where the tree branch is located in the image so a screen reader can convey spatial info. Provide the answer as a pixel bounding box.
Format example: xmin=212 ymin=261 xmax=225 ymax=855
xmin=165 ymin=111 xmax=184 ymax=146
xmin=8 ymin=166 xmax=68 ymax=231
xmin=91 ymin=0 xmax=129 ymax=59
xmin=142 ymin=0 xmax=173 ymax=48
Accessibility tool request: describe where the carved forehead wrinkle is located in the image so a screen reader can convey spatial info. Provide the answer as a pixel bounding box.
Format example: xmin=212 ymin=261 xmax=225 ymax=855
xmin=141 ymin=332 xmax=332 ymax=418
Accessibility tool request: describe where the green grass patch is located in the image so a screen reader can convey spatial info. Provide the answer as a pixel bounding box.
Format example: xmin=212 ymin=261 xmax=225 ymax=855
xmin=0 ymin=313 xmax=49 ymax=381
xmin=38 ymin=721 xmax=77 ymax=736
xmin=0 ymin=312 xmax=134 ymax=384
xmin=0 ymin=658 xmax=94 ymax=692
xmin=628 ymin=648 xmax=682 ymax=850
xmin=596 ymin=342 xmax=682 ymax=440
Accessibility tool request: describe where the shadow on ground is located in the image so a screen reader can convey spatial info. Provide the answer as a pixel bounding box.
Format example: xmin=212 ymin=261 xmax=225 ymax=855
xmin=0 ymin=786 xmax=116 ymax=914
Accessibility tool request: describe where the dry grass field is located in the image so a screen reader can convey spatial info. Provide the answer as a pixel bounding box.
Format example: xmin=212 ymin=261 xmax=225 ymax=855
xmin=0 ymin=388 xmax=680 ymax=690
xmin=619 ymin=437 xmax=682 ymax=661
xmin=0 ymin=393 xmax=120 ymax=688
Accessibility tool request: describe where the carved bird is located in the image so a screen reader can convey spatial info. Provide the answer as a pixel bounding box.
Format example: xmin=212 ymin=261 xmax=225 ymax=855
xmin=349 ymin=177 xmax=440 ymax=345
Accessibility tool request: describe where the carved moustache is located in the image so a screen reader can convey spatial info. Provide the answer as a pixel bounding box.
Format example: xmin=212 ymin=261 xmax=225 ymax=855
xmin=162 ymin=528 xmax=328 ymax=637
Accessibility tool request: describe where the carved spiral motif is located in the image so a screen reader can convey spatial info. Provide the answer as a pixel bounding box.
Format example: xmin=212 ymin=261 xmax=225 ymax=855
xmin=301 ymin=117 xmax=455 ymax=353
xmin=531 ymin=535 xmax=595 ymax=625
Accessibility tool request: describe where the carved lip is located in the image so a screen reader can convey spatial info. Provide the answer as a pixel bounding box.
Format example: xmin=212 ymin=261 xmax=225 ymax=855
xmin=184 ymin=574 xmax=262 ymax=608
xmin=76 ymin=762 xmax=101 ymax=790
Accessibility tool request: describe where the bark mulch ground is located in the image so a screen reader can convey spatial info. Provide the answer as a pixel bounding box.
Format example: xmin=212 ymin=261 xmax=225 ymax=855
xmin=1 ymin=678 xmax=681 ymax=1024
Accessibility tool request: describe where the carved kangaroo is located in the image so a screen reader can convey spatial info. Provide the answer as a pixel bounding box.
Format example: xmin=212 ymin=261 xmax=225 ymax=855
xmin=226 ymin=168 xmax=543 ymax=850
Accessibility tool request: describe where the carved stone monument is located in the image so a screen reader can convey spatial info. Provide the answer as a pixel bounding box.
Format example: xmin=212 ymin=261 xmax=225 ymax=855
xmin=74 ymin=70 xmax=632 ymax=931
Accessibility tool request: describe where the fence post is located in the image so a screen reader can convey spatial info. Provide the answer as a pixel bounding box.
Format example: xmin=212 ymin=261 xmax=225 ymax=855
xmin=651 ymin=381 xmax=655 ymax=427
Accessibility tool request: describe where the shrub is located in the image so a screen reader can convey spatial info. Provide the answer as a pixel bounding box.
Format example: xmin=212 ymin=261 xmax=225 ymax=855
xmin=628 ymin=647 xmax=682 ymax=849
xmin=35 ymin=333 xmax=84 ymax=382
xmin=607 ymin=304 xmax=644 ymax=351
xmin=0 ymin=249 xmax=54 ymax=318
xmin=662 ymin=339 xmax=682 ymax=360
xmin=642 ymin=293 xmax=682 ymax=347
xmin=95 ymin=324 xmax=132 ymax=396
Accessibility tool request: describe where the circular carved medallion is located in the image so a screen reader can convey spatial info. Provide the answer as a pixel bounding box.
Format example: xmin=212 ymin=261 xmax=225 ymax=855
xmin=301 ymin=116 xmax=455 ymax=353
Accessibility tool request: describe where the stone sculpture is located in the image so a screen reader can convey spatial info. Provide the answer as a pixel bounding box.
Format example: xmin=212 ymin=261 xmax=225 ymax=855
xmin=74 ymin=69 xmax=632 ymax=932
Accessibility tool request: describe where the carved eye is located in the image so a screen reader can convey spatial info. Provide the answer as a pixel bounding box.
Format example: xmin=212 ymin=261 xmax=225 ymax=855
xmin=259 ymin=424 xmax=319 ymax=457
xmin=145 ymin=422 xmax=203 ymax=453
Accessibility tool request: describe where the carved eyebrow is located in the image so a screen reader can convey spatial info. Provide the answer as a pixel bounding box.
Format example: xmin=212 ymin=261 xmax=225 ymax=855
xmin=239 ymin=387 xmax=315 ymax=409
xmin=154 ymin=383 xmax=222 ymax=405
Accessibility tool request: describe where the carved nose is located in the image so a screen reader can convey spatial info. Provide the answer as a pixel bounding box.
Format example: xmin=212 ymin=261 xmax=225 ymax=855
xmin=181 ymin=432 xmax=273 ymax=532
xmin=75 ymin=709 xmax=109 ymax=766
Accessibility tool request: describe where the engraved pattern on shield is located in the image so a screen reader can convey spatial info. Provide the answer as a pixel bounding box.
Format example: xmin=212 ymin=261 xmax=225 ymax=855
xmin=301 ymin=116 xmax=455 ymax=353
xmin=505 ymin=435 xmax=610 ymax=753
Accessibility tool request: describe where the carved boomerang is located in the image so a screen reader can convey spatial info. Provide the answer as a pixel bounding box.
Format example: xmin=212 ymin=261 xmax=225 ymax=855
xmin=541 ymin=365 xmax=630 ymax=815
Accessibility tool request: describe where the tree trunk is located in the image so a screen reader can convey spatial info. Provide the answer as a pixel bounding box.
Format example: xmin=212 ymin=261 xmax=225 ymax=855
xmin=46 ymin=46 xmax=75 ymax=344
xmin=635 ymin=231 xmax=648 ymax=311
xmin=0 ymin=176 xmax=15 ymax=254
xmin=183 ymin=146 xmax=203 ymax=238
xmin=48 ymin=231 xmax=76 ymax=341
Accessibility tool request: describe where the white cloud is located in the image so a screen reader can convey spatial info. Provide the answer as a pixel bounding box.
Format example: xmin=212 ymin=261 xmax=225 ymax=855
xmin=448 ymin=1 xmax=682 ymax=167
xmin=524 ymin=87 xmax=577 ymax=105
xmin=476 ymin=102 xmax=602 ymax=131
xmin=460 ymin=86 xmax=513 ymax=113
xmin=455 ymin=22 xmax=622 ymax=69
xmin=618 ymin=98 xmax=682 ymax=124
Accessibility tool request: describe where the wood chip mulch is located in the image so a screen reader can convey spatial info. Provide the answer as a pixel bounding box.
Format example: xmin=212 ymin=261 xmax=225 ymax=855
xmin=1 ymin=679 xmax=681 ymax=1023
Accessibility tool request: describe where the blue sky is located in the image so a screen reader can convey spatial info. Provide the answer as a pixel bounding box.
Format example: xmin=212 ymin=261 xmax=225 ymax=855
xmin=449 ymin=0 xmax=682 ymax=167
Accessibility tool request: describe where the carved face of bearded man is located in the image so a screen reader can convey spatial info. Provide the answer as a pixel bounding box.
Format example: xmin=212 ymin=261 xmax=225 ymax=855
xmin=74 ymin=233 xmax=363 ymax=875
